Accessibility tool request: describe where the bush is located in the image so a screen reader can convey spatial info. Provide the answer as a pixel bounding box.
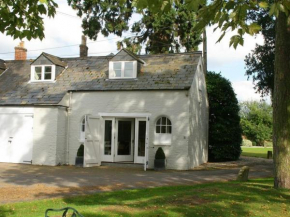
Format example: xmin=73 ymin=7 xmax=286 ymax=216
xmin=239 ymin=101 xmax=272 ymax=146
xmin=242 ymin=139 xmax=253 ymax=147
xmin=155 ymin=147 xmax=166 ymax=160
xmin=264 ymin=141 xmax=273 ymax=147
xmin=77 ymin=144 xmax=84 ymax=157
xmin=206 ymin=72 xmax=242 ymax=161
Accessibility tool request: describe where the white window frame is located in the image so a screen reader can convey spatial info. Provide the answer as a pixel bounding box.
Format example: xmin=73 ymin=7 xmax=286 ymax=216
xmin=80 ymin=117 xmax=86 ymax=142
xmin=153 ymin=116 xmax=172 ymax=146
xmin=109 ymin=61 xmax=137 ymax=79
xmin=30 ymin=65 xmax=56 ymax=82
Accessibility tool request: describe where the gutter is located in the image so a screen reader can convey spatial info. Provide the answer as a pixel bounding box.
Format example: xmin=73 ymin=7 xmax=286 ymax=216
xmin=66 ymin=91 xmax=72 ymax=165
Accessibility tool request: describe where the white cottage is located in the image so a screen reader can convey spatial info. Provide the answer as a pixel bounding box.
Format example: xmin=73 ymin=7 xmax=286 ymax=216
xmin=0 ymin=41 xmax=208 ymax=170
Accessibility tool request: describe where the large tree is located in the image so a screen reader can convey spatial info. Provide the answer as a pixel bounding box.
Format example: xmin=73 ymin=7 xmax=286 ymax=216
xmin=0 ymin=0 xmax=57 ymax=40
xmin=67 ymin=0 xmax=202 ymax=54
xmin=244 ymin=6 xmax=275 ymax=98
xmin=193 ymin=0 xmax=290 ymax=189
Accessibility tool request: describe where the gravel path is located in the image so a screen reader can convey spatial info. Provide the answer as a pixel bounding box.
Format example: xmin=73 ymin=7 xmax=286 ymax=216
xmin=0 ymin=157 xmax=273 ymax=204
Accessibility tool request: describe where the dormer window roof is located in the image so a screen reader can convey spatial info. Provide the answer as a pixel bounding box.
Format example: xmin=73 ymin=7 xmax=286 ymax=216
xmin=30 ymin=52 xmax=67 ymax=82
xmin=108 ymin=49 xmax=145 ymax=80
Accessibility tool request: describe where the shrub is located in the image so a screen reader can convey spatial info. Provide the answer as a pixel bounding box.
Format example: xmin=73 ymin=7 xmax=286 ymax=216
xmin=206 ymin=72 xmax=242 ymax=161
xmin=77 ymin=144 xmax=84 ymax=157
xmin=240 ymin=101 xmax=272 ymax=146
xmin=155 ymin=147 xmax=166 ymax=160
xmin=242 ymin=139 xmax=253 ymax=147
xmin=264 ymin=141 xmax=273 ymax=147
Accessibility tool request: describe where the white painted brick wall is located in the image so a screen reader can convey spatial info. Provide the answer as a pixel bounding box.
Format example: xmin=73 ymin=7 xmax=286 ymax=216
xmin=56 ymin=107 xmax=67 ymax=165
xmin=188 ymin=60 xmax=209 ymax=168
xmin=68 ymin=91 xmax=190 ymax=170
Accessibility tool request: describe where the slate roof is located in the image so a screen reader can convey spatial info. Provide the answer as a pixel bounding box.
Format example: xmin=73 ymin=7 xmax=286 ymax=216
xmin=0 ymin=52 xmax=201 ymax=105
xmin=119 ymin=49 xmax=145 ymax=64
xmin=31 ymin=52 xmax=67 ymax=67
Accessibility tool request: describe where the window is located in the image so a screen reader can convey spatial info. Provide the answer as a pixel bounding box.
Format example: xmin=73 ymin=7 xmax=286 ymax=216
xmin=109 ymin=61 xmax=137 ymax=79
xmin=80 ymin=117 xmax=85 ymax=142
xmin=81 ymin=118 xmax=85 ymax=132
xmin=154 ymin=116 xmax=172 ymax=146
xmin=156 ymin=117 xmax=172 ymax=134
xmin=31 ymin=65 xmax=55 ymax=81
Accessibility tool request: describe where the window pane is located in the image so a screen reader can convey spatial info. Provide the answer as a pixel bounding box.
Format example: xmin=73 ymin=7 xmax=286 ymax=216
xmin=45 ymin=66 xmax=52 ymax=72
xmin=113 ymin=62 xmax=121 ymax=69
xmin=161 ymin=117 xmax=167 ymax=125
xmin=125 ymin=62 xmax=133 ymax=70
xmin=161 ymin=126 xmax=166 ymax=133
xmin=124 ymin=69 xmax=133 ymax=77
xmin=113 ymin=62 xmax=122 ymax=78
xmin=114 ymin=69 xmax=121 ymax=77
xmin=81 ymin=118 xmax=85 ymax=132
xmin=104 ymin=120 xmax=112 ymax=155
xmin=167 ymin=126 xmax=172 ymax=134
xmin=156 ymin=125 xmax=160 ymax=133
xmin=124 ymin=62 xmax=134 ymax=78
xmin=167 ymin=118 xmax=172 ymax=126
xmin=34 ymin=67 xmax=42 ymax=80
xmin=44 ymin=66 xmax=52 ymax=80
xmin=138 ymin=121 xmax=146 ymax=157
xmin=156 ymin=118 xmax=161 ymax=125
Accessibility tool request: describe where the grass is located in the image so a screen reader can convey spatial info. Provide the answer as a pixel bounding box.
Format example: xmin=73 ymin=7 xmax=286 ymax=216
xmin=241 ymin=147 xmax=273 ymax=158
xmin=0 ymin=178 xmax=289 ymax=217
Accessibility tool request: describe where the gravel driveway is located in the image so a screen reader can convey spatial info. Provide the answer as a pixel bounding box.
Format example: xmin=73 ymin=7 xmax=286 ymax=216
xmin=0 ymin=157 xmax=273 ymax=204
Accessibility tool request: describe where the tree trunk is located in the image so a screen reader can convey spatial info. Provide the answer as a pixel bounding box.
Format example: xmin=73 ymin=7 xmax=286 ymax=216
xmin=273 ymin=12 xmax=290 ymax=189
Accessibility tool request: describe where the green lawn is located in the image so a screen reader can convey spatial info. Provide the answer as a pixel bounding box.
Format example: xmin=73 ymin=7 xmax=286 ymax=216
xmin=1 ymin=178 xmax=289 ymax=217
xmin=241 ymin=147 xmax=273 ymax=158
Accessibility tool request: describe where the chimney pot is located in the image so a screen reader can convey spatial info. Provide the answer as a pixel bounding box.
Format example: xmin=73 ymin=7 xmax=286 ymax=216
xmin=80 ymin=35 xmax=88 ymax=58
xmin=15 ymin=41 xmax=27 ymax=60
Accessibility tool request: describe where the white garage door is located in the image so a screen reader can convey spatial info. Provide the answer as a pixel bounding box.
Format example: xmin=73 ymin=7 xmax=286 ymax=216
xmin=0 ymin=114 xmax=33 ymax=164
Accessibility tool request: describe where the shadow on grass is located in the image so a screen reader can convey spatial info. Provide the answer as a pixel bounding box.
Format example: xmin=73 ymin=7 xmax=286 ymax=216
xmin=58 ymin=178 xmax=290 ymax=217
xmin=1 ymin=179 xmax=289 ymax=217
xmin=0 ymin=207 xmax=14 ymax=217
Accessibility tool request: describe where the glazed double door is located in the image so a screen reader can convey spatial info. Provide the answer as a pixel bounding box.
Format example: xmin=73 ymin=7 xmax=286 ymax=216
xmin=102 ymin=118 xmax=146 ymax=163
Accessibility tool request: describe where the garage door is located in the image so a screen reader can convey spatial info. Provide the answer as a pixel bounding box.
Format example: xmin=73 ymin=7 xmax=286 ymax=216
xmin=0 ymin=114 xmax=33 ymax=164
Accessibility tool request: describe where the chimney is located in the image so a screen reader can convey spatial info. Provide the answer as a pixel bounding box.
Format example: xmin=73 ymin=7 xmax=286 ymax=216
xmin=80 ymin=35 xmax=88 ymax=57
xmin=15 ymin=41 xmax=27 ymax=60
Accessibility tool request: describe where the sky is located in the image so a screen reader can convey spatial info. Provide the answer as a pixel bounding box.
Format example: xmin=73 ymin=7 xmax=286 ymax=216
xmin=0 ymin=0 xmax=270 ymax=103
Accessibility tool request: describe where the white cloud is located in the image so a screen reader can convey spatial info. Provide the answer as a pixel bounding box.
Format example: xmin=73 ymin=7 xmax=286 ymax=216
xmin=232 ymin=81 xmax=270 ymax=103
xmin=199 ymin=26 xmax=264 ymax=69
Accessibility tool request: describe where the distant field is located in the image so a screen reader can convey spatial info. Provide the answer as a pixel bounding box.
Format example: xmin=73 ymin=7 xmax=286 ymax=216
xmin=241 ymin=147 xmax=273 ymax=158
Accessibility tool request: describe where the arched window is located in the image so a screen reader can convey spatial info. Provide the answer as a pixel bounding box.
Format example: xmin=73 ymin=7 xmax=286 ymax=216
xmin=156 ymin=117 xmax=172 ymax=134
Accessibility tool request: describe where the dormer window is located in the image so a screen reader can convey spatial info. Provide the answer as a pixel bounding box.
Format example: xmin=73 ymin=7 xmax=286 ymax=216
xmin=109 ymin=61 xmax=137 ymax=79
xmin=31 ymin=65 xmax=56 ymax=82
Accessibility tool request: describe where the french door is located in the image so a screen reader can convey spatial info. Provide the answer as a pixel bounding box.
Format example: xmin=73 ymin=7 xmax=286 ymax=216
xmin=102 ymin=117 xmax=147 ymax=164
xmin=134 ymin=118 xmax=146 ymax=164
xmin=115 ymin=119 xmax=134 ymax=161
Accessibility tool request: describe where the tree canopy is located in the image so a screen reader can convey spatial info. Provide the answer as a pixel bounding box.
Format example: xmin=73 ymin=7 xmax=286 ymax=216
xmin=0 ymin=0 xmax=57 ymax=40
xmin=240 ymin=101 xmax=273 ymax=146
xmin=67 ymin=0 xmax=202 ymax=54
xmin=206 ymin=71 xmax=242 ymax=162
xmin=244 ymin=6 xmax=275 ymax=98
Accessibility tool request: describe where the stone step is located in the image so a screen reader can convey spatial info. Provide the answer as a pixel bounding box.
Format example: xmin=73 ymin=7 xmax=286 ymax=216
xmin=101 ymin=162 xmax=144 ymax=169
